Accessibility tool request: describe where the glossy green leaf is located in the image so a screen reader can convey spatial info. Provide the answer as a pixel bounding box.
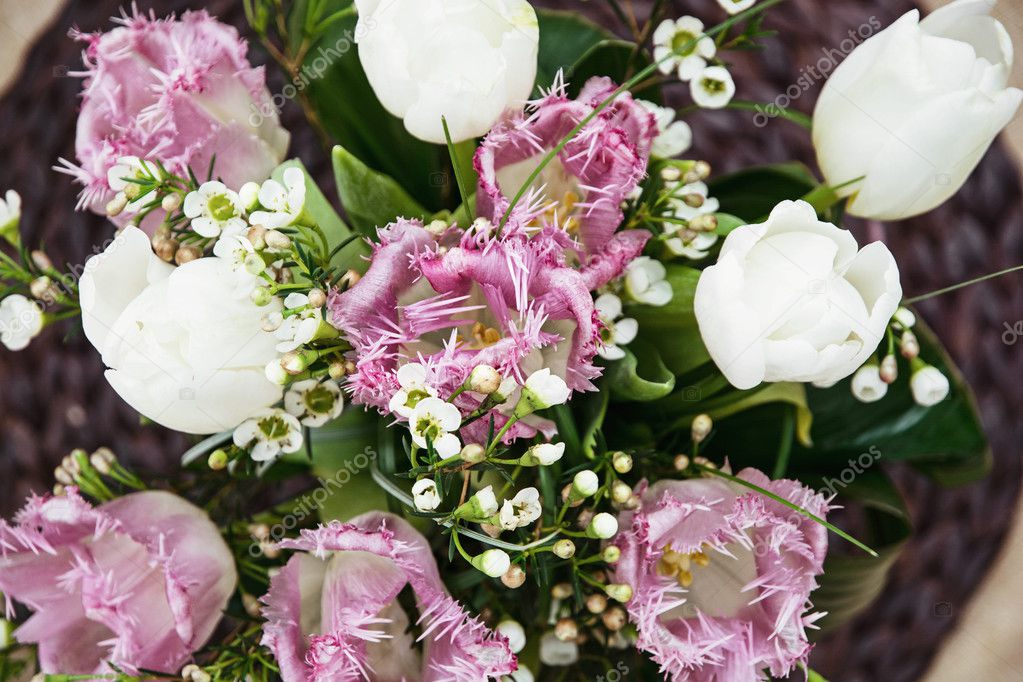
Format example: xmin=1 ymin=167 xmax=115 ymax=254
xmin=626 ymin=264 xmax=710 ymax=376
xmin=332 ymin=145 xmax=428 ymax=235
xmin=534 ymin=10 xmax=613 ymax=93
xmin=708 ymin=162 xmax=820 ymax=223
xmin=813 ymin=470 xmax=910 ymax=632
xmin=606 ymin=342 xmax=676 ymax=402
xmin=714 ymin=212 xmax=746 ymax=237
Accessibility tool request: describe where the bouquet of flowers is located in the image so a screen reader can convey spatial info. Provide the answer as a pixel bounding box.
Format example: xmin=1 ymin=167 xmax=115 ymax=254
xmin=0 ymin=0 xmax=1019 ymax=679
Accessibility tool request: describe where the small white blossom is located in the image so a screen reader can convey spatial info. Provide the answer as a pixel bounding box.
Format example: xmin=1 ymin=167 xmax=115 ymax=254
xmin=0 ymin=294 xmax=43 ymax=351
xmin=409 ymin=396 xmax=462 ymax=457
xmin=473 ymin=485 xmax=500 ymax=517
xmin=624 ymin=257 xmax=673 ymax=306
xmin=183 ymin=181 xmax=246 ymax=238
xmin=274 ymin=293 xmax=322 ymax=353
xmin=667 ymin=181 xmax=720 ymax=221
xmin=412 ymin=478 xmax=442 ymax=511
xmin=851 ymin=364 xmax=888 ymax=403
xmin=717 ymin=0 xmax=756 ymax=14
xmin=250 ymin=167 xmax=306 ymax=228
xmin=594 ymin=293 xmax=638 ymax=361
xmin=910 ymin=365 xmax=950 ymax=407
xmin=388 ymin=362 xmax=438 ymax=418
xmin=239 ymin=182 xmax=260 ymax=211
xmin=691 ymin=65 xmax=736 ymax=109
xmin=0 ymin=190 xmax=21 ymax=241
xmin=637 ymin=100 xmax=692 ymax=158
xmin=653 ymin=16 xmax=716 ymax=82
xmin=284 ymin=379 xmax=344 ymax=427
xmin=213 ymin=230 xmax=264 ymax=296
xmin=233 ymin=408 xmax=304 ymax=462
xmin=499 ymin=487 xmax=542 ymax=530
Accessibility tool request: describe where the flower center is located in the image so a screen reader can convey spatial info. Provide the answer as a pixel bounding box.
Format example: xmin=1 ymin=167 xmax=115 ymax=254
xmin=700 ymin=76 xmax=726 ymax=94
xmin=403 ymin=387 xmax=431 ymax=411
xmin=656 ymin=544 xmax=711 ymax=588
xmin=304 ymin=386 xmax=335 ymax=415
xmin=671 ymin=31 xmax=698 ymax=56
xmin=415 ymin=415 xmax=444 ymax=442
xmin=258 ymin=414 xmax=291 ymax=441
xmin=207 ymin=194 xmax=237 ymax=222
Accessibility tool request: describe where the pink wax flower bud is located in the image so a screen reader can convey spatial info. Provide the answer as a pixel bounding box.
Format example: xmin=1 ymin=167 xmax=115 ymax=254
xmin=0 ymin=488 xmax=237 ymax=676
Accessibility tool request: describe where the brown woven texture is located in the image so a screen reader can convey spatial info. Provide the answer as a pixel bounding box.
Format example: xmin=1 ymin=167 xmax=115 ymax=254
xmin=0 ymin=1 xmax=1019 ymax=680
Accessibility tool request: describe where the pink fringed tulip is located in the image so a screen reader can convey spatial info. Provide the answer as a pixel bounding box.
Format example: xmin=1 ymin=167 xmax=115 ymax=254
xmin=60 ymin=7 xmax=289 ymax=223
xmin=328 ymin=218 xmax=648 ymax=444
xmin=0 ymin=488 xmax=237 ymax=676
xmin=261 ymin=512 xmax=517 ymax=681
xmin=475 ymin=75 xmax=657 ymax=254
xmin=612 ymin=469 xmax=830 ymax=681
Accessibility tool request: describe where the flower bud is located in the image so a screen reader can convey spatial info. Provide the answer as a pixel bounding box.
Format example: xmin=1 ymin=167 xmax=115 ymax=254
xmin=601 ymin=547 xmax=622 ymax=566
xmin=910 ymin=364 xmax=950 ymax=407
xmin=551 ymin=582 xmax=573 ymax=600
xmin=514 ymin=368 xmax=570 ymax=417
xmin=673 ymin=454 xmax=691 ymax=471
xmin=851 ymin=363 xmax=888 ymax=403
xmin=239 ymin=182 xmax=260 ymax=211
xmin=496 ymin=620 xmax=526 ymax=654
xmin=585 ymin=593 xmax=608 ymax=614
xmin=264 ymin=230 xmax=292 ymax=251
xmin=611 ymin=481 xmax=632 ymax=504
xmin=282 ymin=349 xmax=317 ymax=375
xmin=306 ymin=288 xmax=327 ymax=308
xmin=472 ymin=549 xmax=511 ymax=578
xmin=587 ymin=512 xmax=619 ymax=540
xmin=207 ymin=449 xmax=228 ymax=470
xmin=553 ymin=539 xmax=576 ymax=559
xmin=467 ymin=364 xmax=502 ymax=394
xmin=879 ymin=354 xmax=898 ymax=384
xmin=174 ymin=245 xmax=202 ymax=265
xmin=681 ymin=192 xmax=705 ymax=208
xmin=338 ymin=269 xmax=361 ymax=290
xmin=155 ymin=237 xmax=180 ymax=262
xmin=501 ymin=564 xmax=526 ymax=589
xmin=106 ymin=192 xmax=128 ymax=217
xmin=569 ymin=470 xmax=599 ymax=501
xmin=246 ymin=225 xmax=268 ymax=249
xmin=161 ymin=193 xmax=182 ymax=213
xmin=900 ymin=330 xmax=920 ymax=359
xmin=554 ymin=617 xmax=578 ymax=642
xmin=605 ymin=583 xmax=633 ymax=603
xmin=30 ymin=250 xmax=53 ymax=271
xmin=453 ymin=485 xmax=499 ymax=521
xmin=691 ymin=413 xmax=713 ymax=443
xmin=660 ymin=166 xmax=681 ymax=182
xmin=459 ymin=442 xmax=486 ymax=464
xmin=521 ymin=442 xmax=565 ymax=466
xmin=425 ymin=219 xmax=449 ymax=236
xmin=611 ymin=451 xmax=633 ymax=474
xmin=89 ymin=447 xmax=116 ymax=474
xmin=893 ymin=306 xmax=916 ymax=329
xmin=328 ymin=360 xmax=347 ymax=380
xmin=411 ymin=478 xmax=442 ymax=511
xmin=54 ymin=465 xmax=74 ymax=486
xmin=265 ymin=359 xmax=289 ymax=385
xmin=601 ymin=606 xmax=627 ymax=631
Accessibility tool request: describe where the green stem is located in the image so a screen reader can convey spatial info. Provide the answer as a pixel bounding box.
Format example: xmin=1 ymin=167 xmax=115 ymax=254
xmin=441 ymin=117 xmax=475 ymax=221
xmin=904 ymin=264 xmax=1023 ymax=305
xmin=772 ymin=407 xmax=795 ymax=479
xmin=694 ymin=463 xmax=879 ymax=557
xmin=498 ymin=0 xmax=790 ymax=230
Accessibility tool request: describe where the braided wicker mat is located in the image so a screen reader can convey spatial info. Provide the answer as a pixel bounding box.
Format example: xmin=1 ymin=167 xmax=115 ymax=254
xmin=0 ymin=1 xmax=1019 ymax=680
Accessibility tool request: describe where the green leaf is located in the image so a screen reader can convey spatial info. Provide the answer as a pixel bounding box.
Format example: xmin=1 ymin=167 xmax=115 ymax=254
xmin=332 ymin=145 xmax=428 ymax=235
xmin=708 ymin=162 xmax=821 ymax=223
xmin=566 ymin=39 xmax=660 ymax=101
xmin=626 ymin=264 xmax=710 ymax=376
xmin=306 ymin=408 xmax=391 ymax=522
xmin=299 ymin=4 xmax=453 ymax=208
xmin=534 ymin=10 xmax=613 ymax=93
xmin=800 ymin=318 xmax=989 ymax=483
xmin=807 ymin=670 xmax=831 ymax=682
xmin=606 ymin=342 xmax=676 ymax=402
xmin=714 ymin=212 xmax=746 ymax=237
xmin=577 ymin=387 xmax=610 ymax=459
xmin=814 ymin=470 xmax=911 ymax=632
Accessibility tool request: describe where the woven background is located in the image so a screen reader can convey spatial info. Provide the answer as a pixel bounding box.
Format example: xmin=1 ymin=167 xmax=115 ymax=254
xmin=0 ymin=1 xmax=1019 ymax=680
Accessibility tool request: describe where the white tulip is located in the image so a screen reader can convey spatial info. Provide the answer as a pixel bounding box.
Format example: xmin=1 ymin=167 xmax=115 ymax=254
xmin=694 ymin=200 xmax=902 ymax=390
xmin=910 ymin=365 xmax=950 ymax=406
xmin=79 ymin=226 xmax=283 ymax=434
xmin=813 ymin=0 xmax=1023 ymax=220
xmin=353 ymin=0 xmax=539 ymax=144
